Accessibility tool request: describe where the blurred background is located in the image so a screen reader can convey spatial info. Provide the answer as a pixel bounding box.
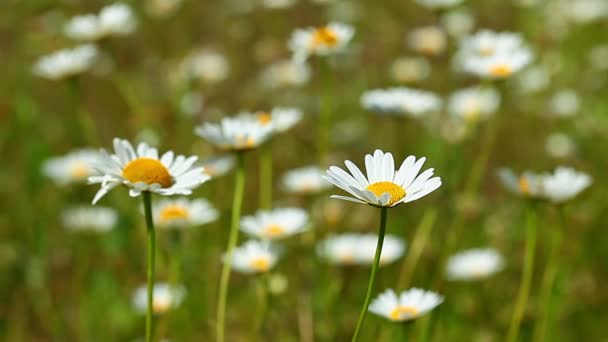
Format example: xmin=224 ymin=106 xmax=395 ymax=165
xmin=1 ymin=0 xmax=608 ymax=340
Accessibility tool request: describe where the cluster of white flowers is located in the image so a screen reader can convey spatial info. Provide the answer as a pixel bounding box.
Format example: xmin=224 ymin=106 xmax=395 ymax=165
xmin=64 ymin=3 xmax=136 ymax=41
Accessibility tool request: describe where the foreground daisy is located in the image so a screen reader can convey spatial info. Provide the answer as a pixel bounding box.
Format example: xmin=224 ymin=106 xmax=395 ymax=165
xmin=64 ymin=3 xmax=136 ymax=41
xmin=88 ymin=138 xmax=209 ymax=204
xmin=194 ymin=116 xmax=273 ymax=152
xmin=42 ymin=149 xmax=100 ymax=185
xmin=228 ymin=240 xmax=279 ymax=274
xmin=541 ymin=167 xmax=591 ymax=203
xmin=62 ymin=206 xmax=117 ymax=233
xmin=33 ymin=45 xmax=98 ymax=80
xmin=446 ymin=248 xmax=504 ymax=281
xmin=282 ymin=166 xmax=332 ymax=194
xmin=288 ymin=22 xmax=354 ymax=62
xmin=448 ymin=86 xmax=500 ymax=123
xmin=324 ymin=150 xmax=442 ymax=207
xmin=132 ymin=283 xmax=186 ymax=314
xmin=153 ymin=197 xmax=218 ymax=229
xmin=241 ymin=208 xmax=309 ymax=240
xmin=369 ymin=288 xmax=444 ymax=322
xmin=317 ymin=233 xmax=406 ymax=266
xmin=361 ymin=87 xmax=442 ymax=118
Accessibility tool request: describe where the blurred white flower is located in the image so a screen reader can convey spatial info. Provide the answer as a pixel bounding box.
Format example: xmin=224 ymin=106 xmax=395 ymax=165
xmin=228 ymin=240 xmax=279 ymax=274
xmin=62 ymin=206 xmax=117 ymax=233
xmin=132 ymin=283 xmax=186 ymax=314
xmin=446 ymin=248 xmax=504 ymax=281
xmin=181 ymin=50 xmax=230 ymax=84
xmin=498 ymin=168 xmax=544 ymax=198
xmin=33 ymin=45 xmax=98 ymax=80
xmin=462 ymin=49 xmax=533 ymax=79
xmin=199 ymin=155 xmax=235 ymax=178
xmin=361 ymin=87 xmax=442 ymax=118
xmin=260 ymin=59 xmax=311 ymax=88
xmin=194 ymin=116 xmax=273 ymax=151
xmin=43 ymin=149 xmax=100 ymax=185
xmin=545 ymin=133 xmax=575 ymax=159
xmin=288 ymin=22 xmax=354 ymax=62
xmin=441 ymin=8 xmax=475 ymax=38
xmin=253 ymin=107 xmax=303 ymax=133
xmin=145 ymin=0 xmax=183 ymax=17
xmin=152 ymin=197 xmax=218 ymax=229
xmin=261 ymin=0 xmax=297 ymax=9
xmin=541 ymin=167 xmax=591 ymax=203
xmin=389 ymin=56 xmax=431 ymax=83
xmin=564 ymin=0 xmax=608 ymax=23
xmin=282 ymin=166 xmax=331 ymax=194
xmin=516 ymin=65 xmax=550 ymax=93
xmin=414 ymin=0 xmax=464 ymax=9
xmin=448 ymin=86 xmax=500 ymax=123
xmin=548 ymin=89 xmax=580 ymax=118
xmin=369 ymin=288 xmax=443 ymax=322
xmin=64 ymin=3 xmax=136 ymax=41
xmin=407 ymin=26 xmax=447 ymax=56
xmin=241 ymin=208 xmax=309 ymax=240
xmin=317 ymin=233 xmax=406 ymax=265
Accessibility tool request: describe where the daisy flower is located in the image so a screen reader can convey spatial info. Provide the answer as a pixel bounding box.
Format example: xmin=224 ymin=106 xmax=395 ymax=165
xmin=240 ymin=208 xmax=308 ymax=240
xmin=282 ymin=166 xmax=332 ymax=194
xmin=228 ymin=240 xmax=279 ymax=274
xmin=194 ymin=116 xmax=273 ymax=152
xmin=369 ymin=288 xmax=444 ymax=322
xmin=324 ymin=150 xmax=442 ymax=207
xmin=459 ymin=30 xmax=526 ymax=57
xmin=42 ymin=149 xmax=100 ymax=185
xmin=288 ymin=22 xmax=354 ymax=62
xmin=248 ymin=107 xmax=303 ymax=133
xmin=414 ymin=0 xmax=464 ymax=9
xmin=317 ymin=233 xmax=406 ymax=265
xmin=446 ymin=248 xmax=504 ymax=281
xmin=199 ymin=155 xmax=235 ymax=178
xmin=462 ymin=49 xmax=533 ymax=79
xmin=361 ymin=87 xmax=442 ymax=118
xmin=33 ymin=45 xmax=98 ymax=80
xmin=447 ymin=86 xmax=501 ymax=123
xmin=152 ymin=197 xmax=218 ymax=229
xmin=132 ymin=283 xmax=186 ymax=314
xmin=407 ymin=26 xmax=447 ymax=56
xmin=64 ymin=3 xmax=136 ymax=41
xmin=180 ymin=49 xmax=230 ymax=84
xmin=541 ymin=167 xmax=592 ymax=203
xmin=498 ymin=168 xmax=544 ymax=198
xmin=62 ymin=206 xmax=117 ymax=233
xmin=88 ymin=138 xmax=210 ymax=204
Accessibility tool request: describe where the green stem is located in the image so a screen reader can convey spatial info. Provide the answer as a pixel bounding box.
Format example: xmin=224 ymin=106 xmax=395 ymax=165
xmin=464 ymin=114 xmax=499 ymax=194
xmin=259 ymin=145 xmax=272 ymax=210
xmin=532 ymin=205 xmax=565 ymax=342
xmin=216 ymin=152 xmax=246 ymax=342
xmin=351 ymin=207 xmax=388 ymax=342
xmin=507 ymin=203 xmax=537 ymax=342
xmin=318 ymin=58 xmax=332 ymax=165
xmin=252 ymin=274 xmax=269 ymax=340
xmin=142 ymin=192 xmax=156 ymax=342
xmin=397 ymin=208 xmax=437 ymax=289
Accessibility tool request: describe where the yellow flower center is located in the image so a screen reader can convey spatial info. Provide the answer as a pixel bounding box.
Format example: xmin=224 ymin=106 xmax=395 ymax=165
xmin=257 ymin=112 xmax=273 ymax=126
xmin=365 ymin=182 xmax=406 ymax=206
xmin=152 ymin=296 xmax=172 ymax=313
xmin=311 ymin=27 xmax=339 ymax=48
xmin=249 ymin=257 xmax=271 ymax=272
xmin=69 ymin=161 xmax=90 ymax=179
xmin=264 ymin=224 xmax=285 ymax=238
xmin=159 ymin=205 xmax=189 ymax=222
xmin=518 ymin=176 xmax=530 ymax=195
xmin=235 ymin=135 xmax=256 ymax=150
xmin=122 ymin=158 xmax=173 ymax=187
xmin=389 ymin=305 xmax=419 ymax=321
xmin=489 ymin=64 xmax=512 ymax=78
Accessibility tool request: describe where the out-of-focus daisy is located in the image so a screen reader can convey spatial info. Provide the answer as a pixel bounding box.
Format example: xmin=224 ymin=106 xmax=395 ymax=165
xmin=369 ymin=288 xmax=443 ymax=322
xmin=563 ymin=0 xmax=608 ymax=24
xmin=194 ymin=116 xmax=273 ymax=152
xmin=516 ymin=65 xmax=550 ymax=93
xmin=541 ymin=167 xmax=591 ymax=203
xmin=548 ymin=89 xmax=580 ymax=118
xmin=459 ymin=30 xmax=526 ymax=57
xmin=180 ymin=50 xmax=230 ymax=84
xmin=132 ymin=283 xmax=186 ymax=314
xmin=88 ymin=138 xmax=209 ymax=204
xmin=228 ymin=240 xmax=279 ymax=274
xmin=361 ymin=87 xmax=442 ymax=117
xmin=498 ymin=168 xmax=544 ymax=198
xmin=43 ymin=149 xmax=100 ymax=185
xmin=414 ymin=0 xmax=464 ymax=9
xmin=389 ymin=56 xmax=431 ymax=83
xmin=441 ymin=9 xmax=475 ymax=38
xmin=462 ymin=50 xmax=533 ymax=79
xmin=259 ymin=59 xmax=311 ymax=88
xmin=447 ymin=86 xmax=500 ymax=123
xmin=152 ymin=197 xmax=218 ymax=229
xmin=33 ymin=45 xmax=98 ymax=80
xmin=64 ymin=3 xmax=136 ymax=41
xmin=545 ymin=133 xmax=575 ymax=159
xmin=240 ymin=208 xmax=308 ymax=240
xmin=282 ymin=166 xmax=331 ymax=194
xmin=250 ymin=107 xmax=303 ymax=133
xmin=446 ymin=248 xmax=504 ymax=281
xmin=324 ymin=150 xmax=442 ymax=207
xmin=199 ymin=155 xmax=235 ymax=178
xmin=288 ymin=22 xmax=354 ymax=62
xmin=62 ymin=206 xmax=117 ymax=233
xmin=145 ymin=0 xmax=182 ymax=18
xmin=317 ymin=233 xmax=406 ymax=265
xmin=407 ymin=26 xmax=447 ymax=56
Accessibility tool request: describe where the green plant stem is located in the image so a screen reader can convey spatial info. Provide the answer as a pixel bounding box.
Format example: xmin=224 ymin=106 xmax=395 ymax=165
xmin=397 ymin=208 xmax=437 ymax=289
xmin=252 ymin=274 xmax=269 ymax=340
xmin=507 ymin=203 xmax=538 ymax=342
xmin=318 ymin=58 xmax=332 ymax=165
xmin=532 ymin=205 xmax=565 ymax=342
xmin=216 ymin=152 xmax=246 ymax=342
xmin=259 ymin=145 xmax=272 ymax=210
xmin=142 ymin=192 xmax=156 ymax=342
xmin=351 ymin=207 xmax=388 ymax=342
